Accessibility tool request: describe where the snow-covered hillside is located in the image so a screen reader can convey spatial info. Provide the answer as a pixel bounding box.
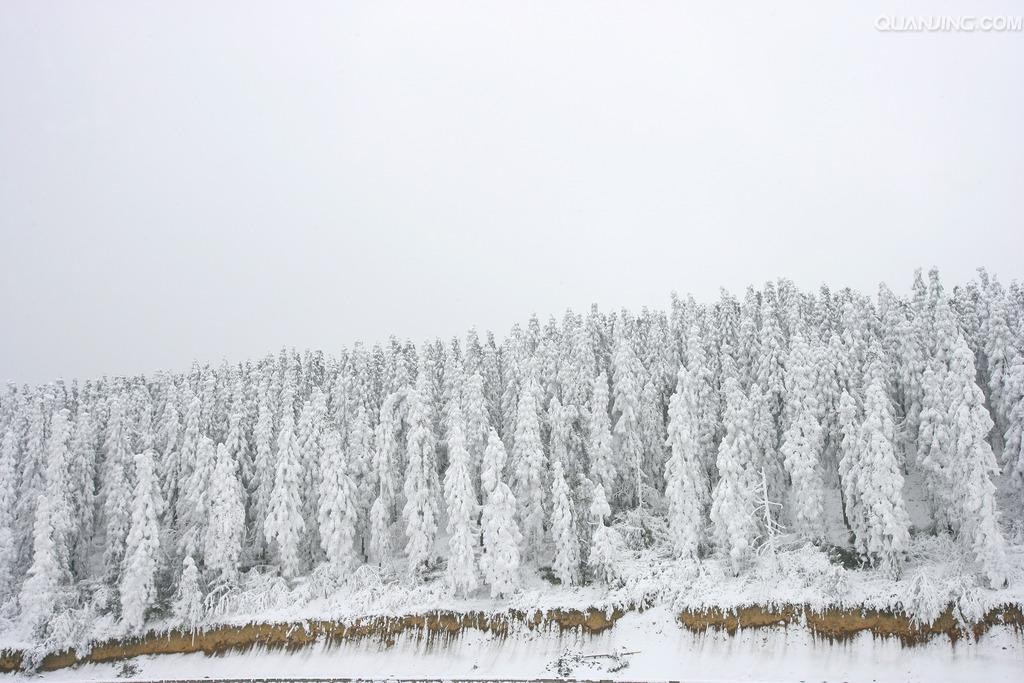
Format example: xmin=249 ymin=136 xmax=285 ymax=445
xmin=8 ymin=606 xmax=1024 ymax=683
xmin=1 ymin=267 xmax=1023 ymax=666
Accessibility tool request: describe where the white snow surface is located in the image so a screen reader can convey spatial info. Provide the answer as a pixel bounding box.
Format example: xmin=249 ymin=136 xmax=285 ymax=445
xmin=7 ymin=605 xmax=1022 ymax=683
xmin=3 ymin=536 xmax=1024 ymax=665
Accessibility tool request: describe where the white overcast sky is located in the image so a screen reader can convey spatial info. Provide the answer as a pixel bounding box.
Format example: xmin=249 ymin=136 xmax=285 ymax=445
xmin=1 ymin=1 xmax=1021 ymax=384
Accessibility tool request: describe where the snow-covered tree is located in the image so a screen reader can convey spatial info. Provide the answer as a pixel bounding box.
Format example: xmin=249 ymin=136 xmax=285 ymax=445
xmin=402 ymin=378 xmax=438 ymax=576
xmin=639 ymin=378 xmax=667 ymax=494
xmin=155 ymin=381 xmax=181 ymax=498
xmin=512 ymin=374 xmax=546 ymax=559
xmin=347 ymin=405 xmax=374 ymax=557
xmin=369 ymin=392 xmax=404 ymax=566
xmin=443 ymin=404 xmax=479 ymax=595
xmin=780 ymin=333 xmax=827 ymax=541
xmin=173 ymin=394 xmax=202 ymax=526
xmin=611 ymin=336 xmax=644 ymax=507
xmin=20 ymin=494 xmax=61 ymax=635
xmin=43 ymin=409 xmax=73 ymax=578
xmin=917 ymin=365 xmax=951 ymax=528
xmin=16 ymin=393 xmax=47 ymax=558
xmin=68 ymin=410 xmax=98 ymax=576
xmin=685 ymin=322 xmax=719 ymax=474
xmin=223 ymin=379 xmax=253 ymax=512
xmin=252 ymin=384 xmax=276 ymax=558
xmin=1004 ymin=352 xmax=1024 ymax=498
xmin=264 ymin=393 xmax=306 ymax=579
xmin=178 ymin=436 xmax=215 ymax=562
xmin=463 ymin=371 xmax=490 ymax=474
xmin=296 ymin=388 xmax=327 ymax=560
xmin=479 ymin=428 xmax=521 ymax=597
xmin=0 ymin=429 xmax=17 ymax=599
xmin=549 ymin=460 xmax=581 ymax=585
xmin=173 ymin=555 xmax=203 ymax=631
xmin=843 ymin=382 xmax=910 ymax=577
xmin=204 ymin=443 xmax=245 ymax=586
xmin=756 ymin=295 xmax=787 ymax=466
xmin=710 ymin=378 xmax=759 ymax=574
xmin=944 ymin=343 xmax=1009 ymax=587
xmin=318 ymin=428 xmax=358 ymax=570
xmin=664 ymin=367 xmax=709 ymax=561
xmin=120 ymin=450 xmax=163 ymax=631
xmin=587 ymin=371 xmax=616 ymax=496
xmin=587 ymin=483 xmax=622 ymax=586
xmin=983 ymin=291 xmax=1013 ymax=439
xmin=102 ymin=395 xmax=133 ymax=583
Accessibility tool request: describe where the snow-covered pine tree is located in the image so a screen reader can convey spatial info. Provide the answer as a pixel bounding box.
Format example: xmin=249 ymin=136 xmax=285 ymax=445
xmin=347 ymin=405 xmax=374 ymax=559
xmin=917 ymin=364 xmax=952 ymax=530
xmin=686 ymin=321 xmax=719 ymax=475
xmin=68 ymin=408 xmax=98 ymax=577
xmin=587 ymin=371 xmax=616 ymax=497
xmin=1004 ymin=351 xmax=1024 ymax=499
xmin=224 ymin=375 xmax=254 ymax=515
xmin=155 ymin=382 xmax=181 ymax=513
xmin=479 ymin=428 xmax=521 ymax=597
xmin=204 ymin=443 xmax=245 ymax=586
xmin=264 ymin=388 xmax=306 ymax=579
xmin=612 ymin=334 xmax=645 ymax=507
xmin=710 ymin=378 xmax=759 ymax=574
xmin=102 ymin=395 xmax=133 ymax=584
xmin=549 ymin=459 xmax=581 ymax=585
xmin=402 ymin=376 xmax=438 ymax=577
xmin=756 ymin=292 xmax=787 ymax=467
xmin=251 ymin=381 xmax=276 ymax=559
xmin=174 ymin=393 xmax=202 ymax=527
xmin=587 ymin=483 xmax=622 ymax=586
xmin=481 ymin=333 xmax=504 ymax=430
xmin=173 ymin=555 xmax=203 ymax=631
xmin=43 ymin=408 xmax=73 ymax=580
xmin=0 ymin=429 xmax=17 ymax=599
xmin=846 ymin=380 xmax=910 ymax=577
xmin=836 ymin=390 xmax=861 ymax=539
xmin=983 ymin=286 xmax=1013 ymax=442
xmin=318 ymin=427 xmax=358 ymax=570
xmin=664 ymin=366 xmax=709 ymax=561
xmin=814 ymin=337 xmax=847 ymax=485
xmin=898 ymin=314 xmax=927 ymax=448
xmin=20 ymin=494 xmax=61 ymax=636
xmin=443 ymin=403 xmax=479 ymax=595
xmin=131 ymin=385 xmax=156 ymax=454
xmin=369 ymin=391 xmax=403 ymax=566
xmin=944 ymin=343 xmax=1010 ymax=587
xmin=178 ymin=435 xmax=215 ymax=562
xmin=779 ymin=332 xmax=827 ymax=541
xmin=463 ymin=371 xmax=489 ymax=476
xmin=16 ymin=393 xmax=47 ymax=561
xmin=296 ymin=388 xmax=327 ymax=562
xmin=639 ymin=378 xmax=667 ymax=495
xmin=512 ymin=372 xmax=546 ymax=560
xmin=499 ymin=338 xmax=522 ymax=449
xmin=120 ymin=450 xmax=163 ymax=631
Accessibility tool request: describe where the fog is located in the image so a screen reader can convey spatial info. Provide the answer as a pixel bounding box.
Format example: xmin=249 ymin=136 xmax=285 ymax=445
xmin=1 ymin=1 xmax=1021 ymax=383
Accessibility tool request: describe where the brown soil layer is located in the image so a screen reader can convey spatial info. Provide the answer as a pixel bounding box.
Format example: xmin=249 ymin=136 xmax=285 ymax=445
xmin=2 ymin=603 xmax=1020 ymax=673
xmin=677 ymin=603 xmax=1024 ymax=644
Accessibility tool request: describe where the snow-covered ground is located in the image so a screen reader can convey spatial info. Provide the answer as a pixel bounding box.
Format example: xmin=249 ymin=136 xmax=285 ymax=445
xmin=7 ymin=606 xmax=1022 ymax=683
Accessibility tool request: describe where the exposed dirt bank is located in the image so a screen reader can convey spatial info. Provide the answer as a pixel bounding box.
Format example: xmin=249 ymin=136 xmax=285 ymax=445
xmin=677 ymin=603 xmax=1024 ymax=644
xmin=2 ymin=603 xmax=1021 ymax=673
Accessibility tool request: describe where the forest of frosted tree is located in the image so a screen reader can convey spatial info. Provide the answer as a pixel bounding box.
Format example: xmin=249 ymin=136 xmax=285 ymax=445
xmin=2 ymin=268 xmax=1024 ymax=644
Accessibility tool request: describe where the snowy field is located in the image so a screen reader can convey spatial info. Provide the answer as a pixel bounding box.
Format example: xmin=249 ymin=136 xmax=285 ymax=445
xmin=6 ymin=607 xmax=1022 ymax=683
